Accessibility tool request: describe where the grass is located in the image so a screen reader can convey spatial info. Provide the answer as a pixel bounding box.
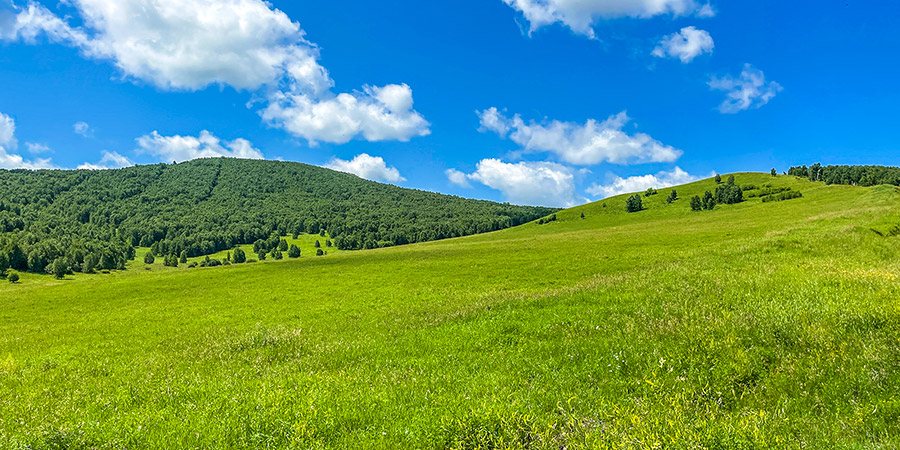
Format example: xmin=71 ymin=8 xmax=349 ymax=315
xmin=1 ymin=173 xmax=899 ymax=448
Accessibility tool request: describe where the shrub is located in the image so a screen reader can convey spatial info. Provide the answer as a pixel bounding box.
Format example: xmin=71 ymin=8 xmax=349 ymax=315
xmin=288 ymin=245 xmax=301 ymax=258
xmin=271 ymin=250 xmax=283 ymax=260
xmin=314 ymin=240 xmax=321 ymax=248
xmin=580 ymin=212 xmax=585 ymax=219
xmin=50 ymin=258 xmax=69 ymax=280
xmin=625 ymin=194 xmax=643 ymax=213
xmin=257 ymin=251 xmax=267 ymax=261
xmin=233 ymin=248 xmax=246 ymax=264
xmin=690 ymin=196 xmax=702 ymax=211
xmin=702 ymin=191 xmax=716 ymax=210
xmin=326 ymin=240 xmax=333 ymax=247
xmin=180 ymin=251 xmax=188 ymax=264
xmin=715 ymin=183 xmax=744 ymax=205
xmin=278 ymin=239 xmax=288 ymax=252
xmin=644 ymin=188 xmax=658 ymax=197
xmin=316 ymin=249 xmax=325 ymax=256
xmin=187 ymin=262 xmax=198 ymax=268
xmin=666 ymin=189 xmax=678 ymax=204
xmin=144 ymin=252 xmax=155 ymax=264
xmin=762 ymin=191 xmax=803 ymax=202
xmin=8 ymin=272 xmax=19 ymax=283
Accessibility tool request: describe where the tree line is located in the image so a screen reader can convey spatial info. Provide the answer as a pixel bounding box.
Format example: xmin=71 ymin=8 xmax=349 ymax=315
xmin=0 ymin=158 xmax=556 ymax=275
xmin=788 ymin=164 xmax=900 ymax=186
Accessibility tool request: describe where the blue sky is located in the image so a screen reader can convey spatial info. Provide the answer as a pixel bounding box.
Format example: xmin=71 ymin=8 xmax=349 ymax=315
xmin=0 ymin=0 xmax=897 ymax=207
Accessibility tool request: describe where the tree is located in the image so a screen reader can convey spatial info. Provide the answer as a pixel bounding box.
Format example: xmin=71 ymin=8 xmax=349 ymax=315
xmin=83 ymin=254 xmax=98 ymax=273
xmin=771 ymin=168 xmax=777 ymax=177
xmin=180 ymin=250 xmax=188 ymax=264
xmin=50 ymin=257 xmax=68 ymax=280
xmin=0 ymin=251 xmax=8 ymax=273
xmin=288 ymin=244 xmax=301 ymax=258
xmin=667 ymin=190 xmax=678 ymax=204
xmin=8 ymin=272 xmax=19 ymax=283
xmin=144 ymin=252 xmax=155 ymax=264
xmin=727 ymin=175 xmax=735 ymax=186
xmin=715 ymin=174 xmax=722 ymax=184
xmin=644 ymin=188 xmax=658 ymax=197
xmin=319 ymin=229 xmax=326 ymax=237
xmin=233 ymin=248 xmax=247 ymax=264
xmin=314 ymin=240 xmax=321 ymax=248
xmin=326 ymin=240 xmax=333 ymax=247
xmin=271 ymin=249 xmax=283 ymax=260
xmin=580 ymin=212 xmax=585 ymax=219
xmin=690 ymin=196 xmax=702 ymax=211
xmin=278 ymin=239 xmax=288 ymax=252
xmin=257 ymin=250 xmax=267 ymax=261
xmin=625 ymin=194 xmax=643 ymax=213
xmin=27 ymin=250 xmax=46 ymax=273
xmin=703 ymin=191 xmax=716 ymax=210
xmin=316 ymin=248 xmax=324 ymax=256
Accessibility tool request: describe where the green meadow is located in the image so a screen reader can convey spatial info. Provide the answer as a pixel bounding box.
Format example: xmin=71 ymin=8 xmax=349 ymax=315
xmin=2 ymin=173 xmax=899 ymax=449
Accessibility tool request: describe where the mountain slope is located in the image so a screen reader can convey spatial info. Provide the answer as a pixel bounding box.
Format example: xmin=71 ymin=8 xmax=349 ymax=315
xmin=2 ymin=173 xmax=900 ymax=448
xmin=0 ymin=158 xmax=555 ymax=274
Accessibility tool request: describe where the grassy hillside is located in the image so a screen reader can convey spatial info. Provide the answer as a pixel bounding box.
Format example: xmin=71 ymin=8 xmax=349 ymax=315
xmin=0 ymin=158 xmax=555 ymax=275
xmin=2 ymin=173 xmax=899 ymax=448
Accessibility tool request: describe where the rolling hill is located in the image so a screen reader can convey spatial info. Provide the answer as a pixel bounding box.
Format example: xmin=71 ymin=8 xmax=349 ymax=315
xmin=2 ymin=172 xmax=899 ymax=448
xmin=0 ymin=159 xmax=555 ymax=275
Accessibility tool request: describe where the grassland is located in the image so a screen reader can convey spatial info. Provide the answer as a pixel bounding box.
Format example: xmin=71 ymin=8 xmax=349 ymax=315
xmin=1 ymin=173 xmax=899 ymax=449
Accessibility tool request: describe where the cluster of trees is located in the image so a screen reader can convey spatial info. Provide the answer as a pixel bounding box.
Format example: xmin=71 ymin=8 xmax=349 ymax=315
xmin=666 ymin=190 xmax=678 ymax=204
xmin=789 ymin=164 xmax=900 ymax=186
xmin=0 ymin=158 xmax=556 ymax=274
xmin=537 ymin=214 xmax=557 ymax=225
xmin=761 ymin=191 xmax=803 ymax=202
xmin=691 ymin=175 xmax=744 ymax=211
xmin=626 ymin=195 xmax=643 ymax=213
xmin=644 ymin=188 xmax=658 ymax=197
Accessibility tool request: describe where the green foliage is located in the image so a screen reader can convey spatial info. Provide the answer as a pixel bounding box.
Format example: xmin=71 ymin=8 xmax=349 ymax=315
xmin=762 ymin=190 xmax=804 ymax=202
xmin=0 ymin=159 xmax=554 ymax=275
xmin=314 ymin=240 xmax=321 ymax=249
xmin=7 ymin=271 xmax=18 ymax=283
xmin=714 ymin=183 xmax=744 ymax=205
xmin=271 ymin=249 xmax=283 ymax=260
xmin=163 ymin=254 xmax=179 ymax=268
xmin=316 ymin=248 xmax=324 ymax=256
xmin=537 ymin=214 xmax=557 ymax=225
xmin=144 ymin=252 xmax=155 ymax=265
xmin=690 ymin=195 xmax=702 ymax=211
xmin=771 ymin=168 xmax=778 ymax=177
xmin=49 ymin=257 xmax=69 ymax=280
xmin=625 ymin=194 xmax=643 ymax=213
xmin=790 ymin=163 xmax=900 ymax=186
xmin=644 ymin=188 xmax=658 ymax=197
xmin=180 ymin=250 xmax=188 ymax=264
xmin=666 ymin=189 xmax=678 ymax=204
xmin=277 ymin=239 xmax=288 ymax=252
xmin=702 ymin=191 xmax=716 ymax=210
xmin=580 ymin=212 xmax=585 ymax=219
xmin=288 ymin=244 xmax=301 ymax=258
xmin=232 ymin=248 xmax=246 ymax=264
xmin=715 ymin=173 xmax=722 ymax=184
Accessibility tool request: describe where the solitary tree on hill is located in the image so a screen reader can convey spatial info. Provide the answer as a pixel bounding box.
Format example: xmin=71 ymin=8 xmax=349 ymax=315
xmin=316 ymin=248 xmax=325 ymax=256
xmin=144 ymin=252 xmax=155 ymax=264
xmin=8 ymin=272 xmax=19 ymax=283
xmin=179 ymin=250 xmax=188 ymax=264
xmin=715 ymin=174 xmax=722 ymax=184
xmin=314 ymin=240 xmax=321 ymax=248
xmin=667 ymin=189 xmax=678 ymax=204
xmin=690 ymin=196 xmax=702 ymax=211
xmin=288 ymin=244 xmax=301 ymax=258
xmin=771 ymin=168 xmax=777 ymax=177
xmin=625 ymin=194 xmax=643 ymax=213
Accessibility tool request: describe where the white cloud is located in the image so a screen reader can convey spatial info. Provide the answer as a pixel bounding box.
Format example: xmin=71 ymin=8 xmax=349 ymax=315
xmin=453 ymin=159 xmax=577 ymax=207
xmin=325 ymin=153 xmax=405 ymax=183
xmin=445 ymin=168 xmax=471 ymax=188
xmin=136 ymin=130 xmax=264 ymax=163
xmin=2 ymin=0 xmax=429 ymax=144
xmin=0 ymin=112 xmax=54 ymax=170
xmin=709 ymin=64 xmax=783 ymax=114
xmin=586 ymin=166 xmax=702 ymax=198
xmin=77 ymin=151 xmax=133 ymax=170
xmin=652 ymin=26 xmax=714 ymax=63
xmin=501 ymin=0 xmax=714 ymax=37
xmin=73 ymin=121 xmax=92 ymax=137
xmin=261 ymin=83 xmax=430 ymax=145
xmin=478 ymin=108 xmax=682 ymax=165
xmin=25 ymin=142 xmax=51 ymax=154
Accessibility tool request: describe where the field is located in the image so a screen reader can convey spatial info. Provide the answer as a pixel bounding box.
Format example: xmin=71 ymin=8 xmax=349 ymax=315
xmin=1 ymin=173 xmax=899 ymax=449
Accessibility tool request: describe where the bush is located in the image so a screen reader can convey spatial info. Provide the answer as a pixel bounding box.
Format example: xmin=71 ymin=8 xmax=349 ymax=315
xmin=278 ymin=239 xmax=288 ymax=252
xmin=187 ymin=262 xmax=198 ymax=268
xmin=257 ymin=251 xmax=267 ymax=261
xmin=8 ymin=272 xmax=19 ymax=283
xmin=644 ymin=188 xmax=658 ymax=197
xmin=316 ymin=249 xmax=325 ymax=256
xmin=180 ymin=251 xmax=188 ymax=264
xmin=50 ymin=257 xmax=69 ymax=280
xmin=288 ymin=244 xmax=301 ymax=258
xmin=326 ymin=240 xmax=333 ymax=247
xmin=690 ymin=196 xmax=702 ymax=211
xmin=762 ymin=191 xmax=803 ymax=202
xmin=537 ymin=214 xmax=558 ymax=225
xmin=666 ymin=189 xmax=678 ymax=204
xmin=625 ymin=194 xmax=643 ymax=213
xmin=233 ymin=248 xmax=246 ymax=264
xmin=702 ymin=191 xmax=716 ymax=210
xmin=144 ymin=252 xmax=155 ymax=264
xmin=271 ymin=249 xmax=283 ymax=260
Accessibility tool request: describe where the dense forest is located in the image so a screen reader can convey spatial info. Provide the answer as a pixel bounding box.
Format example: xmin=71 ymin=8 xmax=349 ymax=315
xmin=0 ymin=158 xmax=556 ymax=275
xmin=788 ymin=164 xmax=900 ymax=186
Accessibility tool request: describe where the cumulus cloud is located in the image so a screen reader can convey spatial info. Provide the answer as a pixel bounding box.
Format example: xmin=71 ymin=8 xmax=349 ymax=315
xmin=136 ymin=130 xmax=264 ymax=163
xmin=586 ymin=166 xmax=702 ymax=198
xmin=2 ymin=0 xmax=429 ymax=144
xmin=478 ymin=108 xmax=682 ymax=166
xmin=501 ymin=0 xmax=714 ymax=37
xmin=73 ymin=121 xmax=92 ymax=137
xmin=652 ymin=26 xmax=714 ymax=63
xmin=709 ymin=64 xmax=783 ymax=114
xmin=325 ymin=153 xmax=405 ymax=183
xmin=0 ymin=112 xmax=54 ymax=169
xmin=77 ymin=151 xmax=133 ymax=170
xmin=451 ymin=159 xmax=577 ymax=207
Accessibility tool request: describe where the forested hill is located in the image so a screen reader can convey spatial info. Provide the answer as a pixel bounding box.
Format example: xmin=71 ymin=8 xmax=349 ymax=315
xmin=0 ymin=158 xmax=556 ymax=274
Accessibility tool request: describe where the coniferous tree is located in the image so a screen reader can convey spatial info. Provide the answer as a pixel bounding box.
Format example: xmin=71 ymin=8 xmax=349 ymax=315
xmin=667 ymin=190 xmax=678 ymax=204
xmin=690 ymin=196 xmax=702 ymax=211
xmin=625 ymin=194 xmax=643 ymax=213
xmin=727 ymin=175 xmax=736 ymax=186
xmin=316 ymin=248 xmax=324 ymax=256
xmin=580 ymin=212 xmax=585 ymax=219
xmin=703 ymin=191 xmax=716 ymax=210
xmin=278 ymin=239 xmax=288 ymax=252
xmin=288 ymin=244 xmax=301 ymax=258
xmin=315 ymin=240 xmax=321 ymax=248
xmin=271 ymin=249 xmax=283 ymax=260
xmin=144 ymin=252 xmax=155 ymax=264
xmin=771 ymin=168 xmax=777 ymax=177
xmin=257 ymin=250 xmax=267 ymax=261
xmin=326 ymin=240 xmax=333 ymax=247
xmin=8 ymin=272 xmax=19 ymax=283
xmin=180 ymin=250 xmax=188 ymax=264
xmin=715 ymin=174 xmax=722 ymax=184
